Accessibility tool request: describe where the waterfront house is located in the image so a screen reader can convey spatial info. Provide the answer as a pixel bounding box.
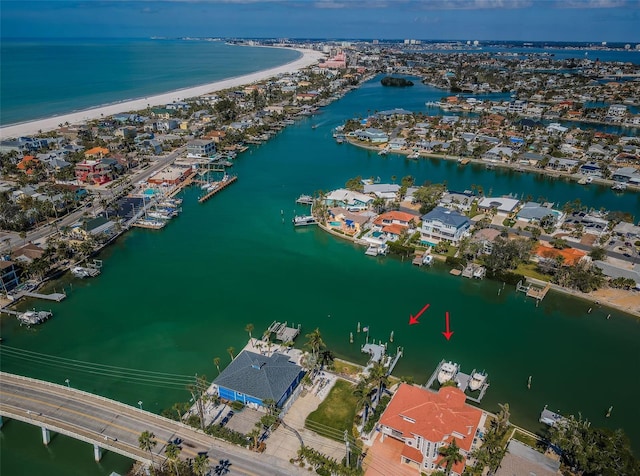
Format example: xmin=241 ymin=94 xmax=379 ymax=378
xmin=212 ymin=350 xmax=305 ymax=409
xmin=439 ymin=190 xmax=474 ymax=213
xmin=354 ymin=128 xmax=389 ymax=144
xmin=325 ymin=189 xmax=374 ymax=211
xmin=578 ymin=161 xmax=604 ymax=178
xmin=611 ymin=166 xmax=640 ymax=184
xmin=75 ymin=216 xmax=118 ymax=240
xmin=372 ymin=211 xmax=417 ymax=239
xmin=471 ymin=228 xmax=501 ymax=255
xmin=363 ymin=183 xmax=401 ymax=201
xmin=327 ymin=208 xmax=371 ymax=236
xmin=376 ymin=384 xmax=485 ymax=475
xmin=484 ymin=146 xmax=513 ymax=162
xmin=477 ymin=197 xmax=520 ymax=216
xmin=12 ymin=243 xmax=45 ymax=265
xmin=593 ymin=261 xmax=640 ymax=289
xmin=420 ymin=206 xmax=471 ymax=246
xmin=613 ymin=221 xmax=640 ymax=241
xmin=516 ymin=202 xmax=563 ymax=226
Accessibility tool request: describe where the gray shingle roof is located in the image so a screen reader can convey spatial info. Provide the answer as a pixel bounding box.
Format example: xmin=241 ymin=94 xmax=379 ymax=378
xmin=421 ymin=206 xmax=470 ymax=228
xmin=214 ymin=350 xmax=303 ymax=403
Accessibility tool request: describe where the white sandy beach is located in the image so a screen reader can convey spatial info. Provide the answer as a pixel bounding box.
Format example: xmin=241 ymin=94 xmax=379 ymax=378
xmin=0 ymin=48 xmax=325 ymax=139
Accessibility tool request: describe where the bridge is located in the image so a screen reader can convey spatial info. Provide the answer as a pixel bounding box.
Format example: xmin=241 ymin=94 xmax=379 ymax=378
xmin=0 ymin=372 xmax=306 ymax=475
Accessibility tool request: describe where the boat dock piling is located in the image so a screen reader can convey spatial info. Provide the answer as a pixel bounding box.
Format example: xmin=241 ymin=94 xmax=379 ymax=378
xmin=425 ymin=359 xmax=445 ymax=390
xmin=198 ymin=175 xmax=237 ymax=203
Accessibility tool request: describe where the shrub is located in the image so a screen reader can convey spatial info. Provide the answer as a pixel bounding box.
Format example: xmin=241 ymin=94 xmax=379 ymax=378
xmin=231 ymin=400 xmax=245 ymax=411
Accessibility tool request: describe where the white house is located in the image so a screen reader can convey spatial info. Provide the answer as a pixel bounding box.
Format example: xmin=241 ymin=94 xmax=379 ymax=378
xmin=420 ymin=206 xmax=471 ymax=245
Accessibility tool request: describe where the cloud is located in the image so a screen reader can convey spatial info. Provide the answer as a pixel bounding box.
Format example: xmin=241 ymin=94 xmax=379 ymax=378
xmin=413 ymin=0 xmax=533 ymax=9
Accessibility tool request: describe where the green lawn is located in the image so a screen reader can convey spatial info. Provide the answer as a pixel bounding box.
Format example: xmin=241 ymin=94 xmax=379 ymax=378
xmin=305 ymin=379 xmax=358 ymax=442
xmin=514 ymin=262 xmax=552 ymax=282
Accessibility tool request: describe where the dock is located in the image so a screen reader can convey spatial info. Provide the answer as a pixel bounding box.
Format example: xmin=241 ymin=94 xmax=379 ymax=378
xmin=296 ymin=194 xmax=314 ymax=205
xmin=540 ymin=405 xmax=566 ymax=427
xmin=23 ymin=291 xmax=66 ymax=302
xmin=266 ymin=321 xmax=301 ymax=343
xmin=517 ymin=279 xmax=551 ymax=301
xmin=167 ymin=171 xmax=197 ymax=198
xmin=198 ymin=175 xmax=237 ymax=203
xmin=361 ymin=342 xmax=403 ymax=376
xmin=461 ymin=263 xmax=486 ymax=279
xmin=424 ymin=359 xmax=489 ymax=403
xmin=449 ymin=269 xmax=462 ymax=276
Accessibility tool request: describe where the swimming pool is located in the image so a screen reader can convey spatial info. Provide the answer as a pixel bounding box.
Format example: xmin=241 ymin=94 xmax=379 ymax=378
xmin=329 ymin=221 xmax=342 ymax=227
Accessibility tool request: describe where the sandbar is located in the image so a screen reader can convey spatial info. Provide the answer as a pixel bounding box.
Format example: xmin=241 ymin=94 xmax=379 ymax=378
xmin=0 ymin=47 xmax=325 ymax=139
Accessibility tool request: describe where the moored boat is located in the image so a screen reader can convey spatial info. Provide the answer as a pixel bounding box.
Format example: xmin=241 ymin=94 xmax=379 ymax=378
xmin=293 ymin=215 xmax=317 ymax=226
xmin=468 ymin=370 xmax=487 ymax=391
xmin=18 ymin=309 xmax=52 ymax=326
xmin=296 ymin=194 xmax=314 ymax=205
xmin=437 ymin=361 xmax=459 ymax=385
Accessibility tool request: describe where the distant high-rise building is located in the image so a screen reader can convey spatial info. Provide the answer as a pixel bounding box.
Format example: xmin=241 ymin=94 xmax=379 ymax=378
xmin=473 ymin=40 xmax=480 ymax=46
xmin=373 ymin=39 xmax=379 ymax=45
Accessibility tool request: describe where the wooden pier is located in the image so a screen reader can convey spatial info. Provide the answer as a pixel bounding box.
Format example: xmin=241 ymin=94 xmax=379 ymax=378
xmin=23 ymin=291 xmax=66 ymax=302
xmin=198 ymin=175 xmax=237 ymax=203
xmin=527 ymin=282 xmax=551 ymax=301
xmin=266 ymin=321 xmax=301 ymax=342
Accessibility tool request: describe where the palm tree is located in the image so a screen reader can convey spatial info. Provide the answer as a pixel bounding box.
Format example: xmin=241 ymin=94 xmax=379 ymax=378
xmin=138 ymin=430 xmax=157 ymax=471
xmin=248 ymin=427 xmax=261 ymax=451
xmin=164 ymin=442 xmax=182 ymax=476
xmin=366 ymin=361 xmax=389 ymax=409
xmin=353 ymin=380 xmax=373 ymax=426
xmin=245 ymin=323 xmax=254 ymax=343
xmin=304 ymin=328 xmax=325 ymax=365
xmin=193 ymin=453 xmax=210 ymax=476
xmin=227 ymin=346 xmax=235 ymax=361
xmin=494 ymin=402 xmax=511 ymax=434
xmin=437 ymin=438 xmax=464 ymax=475
xmin=213 ymin=357 xmax=221 ymax=375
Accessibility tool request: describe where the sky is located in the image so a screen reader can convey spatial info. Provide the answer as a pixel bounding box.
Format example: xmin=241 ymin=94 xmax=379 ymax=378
xmin=2 ymin=0 xmax=640 ymax=43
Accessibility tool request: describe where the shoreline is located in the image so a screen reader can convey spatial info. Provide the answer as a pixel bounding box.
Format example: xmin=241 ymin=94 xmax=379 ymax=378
xmin=0 ymin=47 xmax=325 ymax=138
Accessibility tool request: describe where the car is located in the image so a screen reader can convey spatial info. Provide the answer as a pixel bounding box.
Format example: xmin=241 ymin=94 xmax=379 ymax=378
xmin=623 ymin=253 xmax=631 ymax=258
xmin=173 ymin=438 xmax=183 ymax=445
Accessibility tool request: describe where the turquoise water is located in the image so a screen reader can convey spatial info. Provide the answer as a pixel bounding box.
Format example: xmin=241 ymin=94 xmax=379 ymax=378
xmin=0 ymin=38 xmax=300 ymax=125
xmin=1 ymin=75 xmax=640 ymax=475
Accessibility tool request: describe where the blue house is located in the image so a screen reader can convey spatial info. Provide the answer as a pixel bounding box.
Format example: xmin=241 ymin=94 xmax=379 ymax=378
xmin=213 ymin=351 xmax=305 ymax=408
xmin=0 ymin=260 xmax=20 ymax=292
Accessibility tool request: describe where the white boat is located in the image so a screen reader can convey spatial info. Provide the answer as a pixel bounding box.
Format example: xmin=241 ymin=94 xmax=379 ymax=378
xmin=71 ymin=266 xmax=100 ymax=278
xmin=437 ymin=361 xmax=459 ymax=385
xmin=468 ymin=370 xmax=487 ymax=391
xmin=378 ymin=149 xmax=388 ymax=156
xmin=422 ymin=254 xmax=434 ymax=266
xmin=18 ymin=309 xmax=52 ymax=326
xmin=296 ymin=194 xmax=314 ymax=205
xmin=407 ymin=151 xmax=420 ymax=159
xmin=586 ymin=176 xmax=594 ymax=184
xmin=293 ymin=215 xmax=317 ymax=226
xmin=612 ymin=182 xmax=627 ymax=191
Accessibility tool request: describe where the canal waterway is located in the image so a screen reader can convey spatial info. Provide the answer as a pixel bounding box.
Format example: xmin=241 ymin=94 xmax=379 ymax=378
xmin=1 ymin=75 xmax=639 ymax=475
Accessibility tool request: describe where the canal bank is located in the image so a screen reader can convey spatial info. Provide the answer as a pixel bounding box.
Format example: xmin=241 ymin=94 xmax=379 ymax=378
xmin=1 ymin=73 xmax=639 ymax=476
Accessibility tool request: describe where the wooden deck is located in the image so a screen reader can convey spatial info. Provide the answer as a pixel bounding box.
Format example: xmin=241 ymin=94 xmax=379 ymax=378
xmin=198 ymin=175 xmax=237 ymax=203
xmin=527 ymin=282 xmax=551 ymax=301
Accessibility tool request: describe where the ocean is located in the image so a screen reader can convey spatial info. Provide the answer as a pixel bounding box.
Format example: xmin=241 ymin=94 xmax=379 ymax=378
xmin=0 ymin=42 xmax=639 ymax=475
xmin=0 ymin=38 xmax=300 ymax=126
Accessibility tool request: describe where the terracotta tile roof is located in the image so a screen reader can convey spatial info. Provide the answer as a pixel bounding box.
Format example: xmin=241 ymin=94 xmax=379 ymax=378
xmin=435 ymin=455 xmax=465 ymax=475
xmin=382 ymin=224 xmax=405 ymax=236
xmin=379 ymin=384 xmax=482 ymax=452
xmin=373 ymin=211 xmax=415 ymax=226
xmin=400 ymin=444 xmax=423 ymax=463
xmin=535 ymin=244 xmax=586 ymax=266
xmin=17 ymin=156 xmax=38 ymax=170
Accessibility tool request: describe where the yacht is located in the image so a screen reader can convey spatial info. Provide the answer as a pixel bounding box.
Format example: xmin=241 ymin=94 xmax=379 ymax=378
xmin=469 ymin=370 xmax=488 ymax=391
xmin=407 ymin=151 xmax=420 ymax=159
xmin=422 ymin=254 xmax=434 ymax=266
xmin=437 ymin=361 xmax=459 ymax=385
xmin=612 ymin=182 xmax=627 ymax=191
xmin=296 ymin=194 xmax=314 ymax=205
xmin=293 ymin=215 xmax=317 ymax=226
xmin=378 ymin=149 xmax=388 ymax=156
xmin=18 ymin=309 xmax=52 ymax=326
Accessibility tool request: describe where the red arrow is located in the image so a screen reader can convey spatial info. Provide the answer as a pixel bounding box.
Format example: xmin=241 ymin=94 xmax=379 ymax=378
xmin=442 ymin=311 xmax=454 ymax=341
xmin=408 ymin=303 xmax=430 ymax=325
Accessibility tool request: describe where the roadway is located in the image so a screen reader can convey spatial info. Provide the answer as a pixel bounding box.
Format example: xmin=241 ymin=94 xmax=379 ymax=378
xmin=0 ymin=372 xmax=308 ymax=476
